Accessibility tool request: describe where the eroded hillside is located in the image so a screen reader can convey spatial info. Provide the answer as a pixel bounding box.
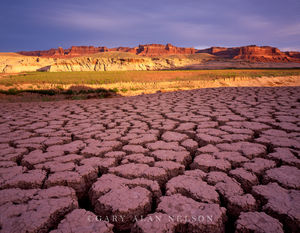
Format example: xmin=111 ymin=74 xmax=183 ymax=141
xmin=0 ymin=52 xmax=214 ymax=73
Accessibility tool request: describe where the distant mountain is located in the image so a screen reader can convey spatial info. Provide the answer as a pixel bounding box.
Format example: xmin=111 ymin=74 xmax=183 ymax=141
xmin=197 ymin=45 xmax=300 ymax=63
xmin=18 ymin=44 xmax=300 ymax=63
xmin=18 ymin=44 xmax=195 ymax=58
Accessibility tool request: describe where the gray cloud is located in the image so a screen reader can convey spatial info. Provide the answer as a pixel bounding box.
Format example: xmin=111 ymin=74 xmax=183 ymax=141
xmin=1 ymin=0 xmax=299 ymax=51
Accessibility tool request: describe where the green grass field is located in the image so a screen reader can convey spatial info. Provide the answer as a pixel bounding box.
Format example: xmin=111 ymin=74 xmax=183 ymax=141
xmin=1 ymin=69 xmax=300 ymax=87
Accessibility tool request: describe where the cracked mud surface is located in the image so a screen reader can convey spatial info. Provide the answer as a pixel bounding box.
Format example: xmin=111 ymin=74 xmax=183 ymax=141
xmin=0 ymin=86 xmax=299 ymax=233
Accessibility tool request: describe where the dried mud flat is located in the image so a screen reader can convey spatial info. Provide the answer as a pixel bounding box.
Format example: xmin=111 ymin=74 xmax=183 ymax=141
xmin=0 ymin=86 xmax=299 ymax=233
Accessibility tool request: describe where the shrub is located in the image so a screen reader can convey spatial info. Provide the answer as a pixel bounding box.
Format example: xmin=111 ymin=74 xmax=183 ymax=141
xmin=7 ymin=88 xmax=19 ymax=95
xmin=27 ymin=89 xmax=56 ymax=95
xmin=110 ymin=88 xmax=119 ymax=93
xmin=120 ymin=88 xmax=128 ymax=92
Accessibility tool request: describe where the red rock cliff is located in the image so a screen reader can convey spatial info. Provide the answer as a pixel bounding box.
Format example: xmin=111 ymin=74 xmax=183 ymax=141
xmin=65 ymin=46 xmax=109 ymax=57
xmin=18 ymin=44 xmax=300 ymax=63
xmin=19 ymin=48 xmax=64 ymax=57
xmin=19 ymin=46 xmax=109 ymax=58
xmin=197 ymin=45 xmax=300 ymax=62
xmin=19 ymin=44 xmax=196 ymax=58
xmin=197 ymin=47 xmax=239 ymax=58
xmin=136 ymin=44 xmax=195 ymax=56
xmin=285 ymin=51 xmax=300 ymax=59
xmin=109 ymin=47 xmax=138 ymax=54
xmin=234 ymin=46 xmax=291 ymax=62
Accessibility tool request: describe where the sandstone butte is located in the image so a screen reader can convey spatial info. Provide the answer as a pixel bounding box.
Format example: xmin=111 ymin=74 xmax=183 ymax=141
xmin=18 ymin=44 xmax=300 ymax=63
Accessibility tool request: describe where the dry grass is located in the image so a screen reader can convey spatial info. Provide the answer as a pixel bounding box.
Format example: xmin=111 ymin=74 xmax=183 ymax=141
xmin=1 ymin=69 xmax=300 ymax=96
xmin=1 ymin=76 xmax=299 ymax=97
xmin=1 ymin=69 xmax=300 ymax=85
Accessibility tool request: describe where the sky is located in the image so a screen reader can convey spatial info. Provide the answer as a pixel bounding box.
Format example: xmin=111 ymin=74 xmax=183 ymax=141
xmin=1 ymin=0 xmax=300 ymax=52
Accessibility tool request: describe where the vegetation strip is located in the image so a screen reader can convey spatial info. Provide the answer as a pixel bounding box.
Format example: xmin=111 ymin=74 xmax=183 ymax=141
xmin=1 ymin=69 xmax=300 ymax=86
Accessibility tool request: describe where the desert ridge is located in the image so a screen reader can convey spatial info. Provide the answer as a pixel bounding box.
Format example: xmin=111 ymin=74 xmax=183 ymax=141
xmin=1 ymin=44 xmax=300 ymax=73
xmin=18 ymin=44 xmax=195 ymax=58
xmin=18 ymin=44 xmax=300 ymax=62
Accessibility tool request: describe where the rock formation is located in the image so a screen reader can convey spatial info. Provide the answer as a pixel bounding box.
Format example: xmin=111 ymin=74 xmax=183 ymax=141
xmin=0 ymin=53 xmax=211 ymax=73
xmin=233 ymin=46 xmax=291 ymax=62
xmin=18 ymin=44 xmax=300 ymax=63
xmin=285 ymin=51 xmax=300 ymax=59
xmin=136 ymin=44 xmax=195 ymax=56
xmin=197 ymin=45 xmax=299 ymax=63
xmin=19 ymin=44 xmax=196 ymax=58
xmin=19 ymin=46 xmax=109 ymax=58
xmin=197 ymin=47 xmax=237 ymax=58
xmin=1 ymin=44 xmax=298 ymax=73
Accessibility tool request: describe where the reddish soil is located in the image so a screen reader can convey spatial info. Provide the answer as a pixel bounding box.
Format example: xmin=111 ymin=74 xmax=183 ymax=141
xmin=0 ymin=86 xmax=299 ymax=232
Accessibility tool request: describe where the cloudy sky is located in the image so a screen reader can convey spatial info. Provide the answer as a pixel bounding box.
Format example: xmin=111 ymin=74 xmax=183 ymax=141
xmin=1 ymin=0 xmax=300 ymax=52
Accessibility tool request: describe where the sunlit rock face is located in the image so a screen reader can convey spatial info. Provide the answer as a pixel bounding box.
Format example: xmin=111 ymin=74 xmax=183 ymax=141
xmin=18 ymin=44 xmax=196 ymax=58
xmin=18 ymin=44 xmax=300 ymax=62
xmin=198 ymin=45 xmax=300 ymax=62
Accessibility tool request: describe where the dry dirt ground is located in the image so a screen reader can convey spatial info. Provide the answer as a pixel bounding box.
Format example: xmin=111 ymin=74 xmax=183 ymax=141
xmin=0 ymin=86 xmax=299 ymax=233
